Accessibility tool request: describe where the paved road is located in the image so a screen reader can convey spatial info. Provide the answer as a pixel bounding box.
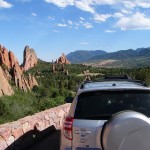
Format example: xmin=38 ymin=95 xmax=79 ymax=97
xmin=28 ymin=130 xmax=61 ymax=150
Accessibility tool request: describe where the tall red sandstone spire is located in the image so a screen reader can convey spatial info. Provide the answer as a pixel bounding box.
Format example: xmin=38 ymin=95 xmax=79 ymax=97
xmin=22 ymin=46 xmax=38 ymax=71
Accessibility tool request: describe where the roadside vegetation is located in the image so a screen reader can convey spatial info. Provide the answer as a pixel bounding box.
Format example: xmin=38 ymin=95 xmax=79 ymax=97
xmin=0 ymin=60 xmax=150 ymax=124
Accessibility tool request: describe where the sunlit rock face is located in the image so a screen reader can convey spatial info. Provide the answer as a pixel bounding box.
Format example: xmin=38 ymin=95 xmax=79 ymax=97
xmin=0 ymin=45 xmax=19 ymax=69
xmin=0 ymin=44 xmax=38 ymax=96
xmin=0 ymin=66 xmax=14 ymax=96
xmin=56 ymin=53 xmax=71 ymax=64
xmin=12 ymin=63 xmax=38 ymax=92
xmin=22 ymin=46 xmax=38 ymax=71
xmin=9 ymin=51 xmax=19 ymax=68
xmin=0 ymin=46 xmax=11 ymax=69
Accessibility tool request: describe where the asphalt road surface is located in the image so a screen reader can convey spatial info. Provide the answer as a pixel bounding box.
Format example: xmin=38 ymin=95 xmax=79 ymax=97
xmin=28 ymin=130 xmax=61 ymax=150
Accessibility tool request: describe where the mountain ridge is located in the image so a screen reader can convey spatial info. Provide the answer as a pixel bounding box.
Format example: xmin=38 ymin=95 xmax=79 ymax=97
xmin=66 ymin=50 xmax=107 ymax=63
xmin=66 ymin=48 xmax=150 ymax=64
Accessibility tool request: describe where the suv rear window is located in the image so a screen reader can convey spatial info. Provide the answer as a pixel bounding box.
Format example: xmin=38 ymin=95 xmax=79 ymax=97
xmin=74 ymin=90 xmax=150 ymax=120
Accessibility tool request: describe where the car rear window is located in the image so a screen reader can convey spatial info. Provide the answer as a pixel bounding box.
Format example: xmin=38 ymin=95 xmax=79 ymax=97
xmin=74 ymin=90 xmax=150 ymax=120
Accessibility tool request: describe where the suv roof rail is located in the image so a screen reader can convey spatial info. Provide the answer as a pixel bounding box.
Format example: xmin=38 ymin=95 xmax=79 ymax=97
xmin=132 ymin=80 xmax=148 ymax=87
xmin=80 ymin=75 xmax=148 ymax=89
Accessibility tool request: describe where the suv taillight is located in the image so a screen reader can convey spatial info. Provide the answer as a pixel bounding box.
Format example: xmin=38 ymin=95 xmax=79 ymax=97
xmin=63 ymin=116 xmax=74 ymax=140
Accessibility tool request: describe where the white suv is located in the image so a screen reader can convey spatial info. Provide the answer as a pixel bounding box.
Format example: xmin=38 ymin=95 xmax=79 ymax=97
xmin=60 ymin=76 xmax=150 ymax=150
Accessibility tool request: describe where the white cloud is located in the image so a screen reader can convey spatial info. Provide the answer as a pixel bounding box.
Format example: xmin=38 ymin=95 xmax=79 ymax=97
xmin=94 ymin=13 xmax=112 ymax=22
xmin=31 ymin=13 xmax=37 ymax=16
xmin=57 ymin=23 xmax=68 ymax=27
xmin=68 ymin=20 xmax=73 ymax=25
xmin=48 ymin=16 xmax=54 ymax=20
xmin=43 ymin=0 xmax=150 ymax=13
xmin=44 ymin=0 xmax=119 ymax=8
xmin=80 ymin=42 xmax=88 ymax=45
xmin=105 ymin=29 xmax=116 ymax=33
xmin=80 ymin=17 xmax=85 ymax=20
xmin=44 ymin=0 xmax=74 ymax=8
xmin=122 ymin=0 xmax=150 ymax=9
xmin=52 ymin=30 xmax=59 ymax=32
xmin=116 ymin=12 xmax=150 ymax=30
xmin=44 ymin=0 xmax=95 ymax=13
xmin=75 ymin=0 xmax=95 ymax=14
xmin=43 ymin=0 xmax=150 ymax=29
xmin=82 ymin=22 xmax=93 ymax=28
xmin=122 ymin=1 xmax=136 ymax=8
xmin=0 ymin=0 xmax=13 ymax=8
xmin=113 ymin=13 xmax=124 ymax=18
xmin=136 ymin=1 xmax=150 ymax=8
xmin=80 ymin=20 xmax=84 ymax=24
xmin=75 ymin=26 xmax=79 ymax=29
xmin=121 ymin=9 xmax=132 ymax=14
xmin=92 ymin=0 xmax=119 ymax=5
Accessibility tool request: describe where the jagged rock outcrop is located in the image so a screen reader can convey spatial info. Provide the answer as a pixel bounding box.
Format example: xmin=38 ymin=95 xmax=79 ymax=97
xmin=13 ymin=62 xmax=30 ymax=92
xmin=56 ymin=53 xmax=71 ymax=64
xmin=22 ymin=46 xmax=38 ymax=71
xmin=0 ymin=46 xmax=10 ymax=69
xmin=9 ymin=51 xmax=19 ymax=68
xmin=13 ymin=62 xmax=38 ymax=92
xmin=0 ymin=45 xmax=19 ymax=69
xmin=0 ymin=44 xmax=38 ymax=96
xmin=0 ymin=66 xmax=14 ymax=96
xmin=28 ymin=73 xmax=38 ymax=88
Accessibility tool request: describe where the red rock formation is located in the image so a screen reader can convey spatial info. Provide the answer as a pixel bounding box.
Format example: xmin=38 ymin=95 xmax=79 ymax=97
xmin=0 ymin=44 xmax=38 ymax=96
xmin=13 ymin=62 xmax=30 ymax=91
xmin=12 ymin=63 xmax=38 ymax=92
xmin=57 ymin=53 xmax=71 ymax=64
xmin=3 ymin=69 xmax=12 ymax=81
xmin=9 ymin=51 xmax=19 ymax=68
xmin=28 ymin=73 xmax=38 ymax=88
xmin=0 ymin=66 xmax=14 ymax=96
xmin=0 ymin=46 xmax=19 ymax=69
xmin=22 ymin=46 xmax=38 ymax=71
xmin=0 ymin=46 xmax=11 ymax=69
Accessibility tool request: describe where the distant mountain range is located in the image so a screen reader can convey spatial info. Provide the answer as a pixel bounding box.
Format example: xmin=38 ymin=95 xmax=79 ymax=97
xmin=66 ymin=50 xmax=107 ymax=63
xmin=66 ymin=48 xmax=150 ymax=68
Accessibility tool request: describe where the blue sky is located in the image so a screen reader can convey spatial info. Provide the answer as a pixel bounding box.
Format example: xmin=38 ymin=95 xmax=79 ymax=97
xmin=1 ymin=0 xmax=150 ymax=63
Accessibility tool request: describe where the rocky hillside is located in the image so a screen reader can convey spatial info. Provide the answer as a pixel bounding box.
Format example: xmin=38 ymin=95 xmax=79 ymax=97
xmin=66 ymin=48 xmax=150 ymax=68
xmin=0 ymin=45 xmax=38 ymax=97
xmin=89 ymin=48 xmax=150 ymax=61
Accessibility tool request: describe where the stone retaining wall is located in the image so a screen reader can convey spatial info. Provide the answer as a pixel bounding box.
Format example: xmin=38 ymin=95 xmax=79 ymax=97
xmin=0 ymin=103 xmax=71 ymax=150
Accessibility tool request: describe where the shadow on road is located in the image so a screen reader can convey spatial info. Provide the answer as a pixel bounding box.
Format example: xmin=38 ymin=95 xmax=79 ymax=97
xmin=6 ymin=125 xmax=61 ymax=150
xmin=28 ymin=130 xmax=61 ymax=150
